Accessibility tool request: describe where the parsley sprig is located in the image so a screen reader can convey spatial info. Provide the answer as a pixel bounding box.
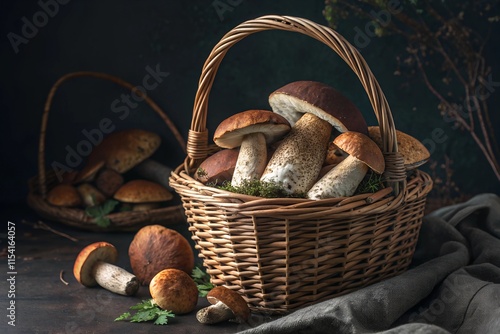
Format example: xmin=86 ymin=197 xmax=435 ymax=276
xmin=115 ymin=299 xmax=175 ymax=325
xmin=192 ymin=266 xmax=214 ymax=297
xmin=84 ymin=199 xmax=119 ymax=227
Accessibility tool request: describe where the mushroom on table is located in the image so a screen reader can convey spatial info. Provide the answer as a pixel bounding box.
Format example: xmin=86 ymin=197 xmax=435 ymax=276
xmin=307 ymin=131 xmax=385 ymax=199
xmin=196 ymin=286 xmax=250 ymax=325
xmin=149 ymin=268 xmax=199 ymax=314
xmin=261 ymin=81 xmax=368 ymax=195
xmin=73 ymin=241 xmax=139 ymax=296
xmin=128 ymin=224 xmax=195 ymax=286
xmin=213 ymin=109 xmax=291 ymax=187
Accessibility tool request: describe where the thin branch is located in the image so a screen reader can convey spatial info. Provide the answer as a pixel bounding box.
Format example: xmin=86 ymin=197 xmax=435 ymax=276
xmin=21 ymin=220 xmax=79 ymax=242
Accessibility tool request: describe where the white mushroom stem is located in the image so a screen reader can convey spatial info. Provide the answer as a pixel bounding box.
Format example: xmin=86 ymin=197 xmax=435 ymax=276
xmin=231 ymin=132 xmax=267 ymax=187
xmin=92 ymin=261 xmax=139 ymax=296
xmin=132 ymin=159 xmax=173 ymax=191
xmin=196 ymin=300 xmax=235 ymax=324
xmin=307 ymin=154 xmax=368 ymax=200
xmin=261 ymin=113 xmax=332 ymax=194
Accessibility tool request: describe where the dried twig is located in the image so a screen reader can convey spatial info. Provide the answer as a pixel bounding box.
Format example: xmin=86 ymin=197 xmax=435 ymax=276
xmin=21 ymin=220 xmax=79 ymax=242
xmin=60 ymin=270 xmax=69 ymax=286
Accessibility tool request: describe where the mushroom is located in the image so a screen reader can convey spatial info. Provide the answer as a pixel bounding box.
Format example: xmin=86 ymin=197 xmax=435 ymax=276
xmin=113 ymin=179 xmax=173 ymax=211
xmin=75 ymin=129 xmax=161 ymax=182
xmin=196 ymin=286 xmax=250 ymax=325
xmin=73 ymin=161 xmax=106 ymax=184
xmin=131 ymin=159 xmax=174 ymax=191
xmin=128 ymin=224 xmax=195 ymax=286
xmin=149 ymin=268 xmax=199 ymax=314
xmin=307 ymin=131 xmax=385 ymax=199
xmin=76 ymin=183 xmax=107 ymax=207
xmin=94 ymin=168 xmax=124 ymax=197
xmin=46 ymin=184 xmax=82 ymax=207
xmin=213 ymin=109 xmax=291 ymax=187
xmin=195 ymin=148 xmax=240 ymax=185
xmin=367 ymin=126 xmax=430 ymax=171
xmin=261 ymin=81 xmax=368 ymax=195
xmin=73 ymin=241 xmax=139 ymax=296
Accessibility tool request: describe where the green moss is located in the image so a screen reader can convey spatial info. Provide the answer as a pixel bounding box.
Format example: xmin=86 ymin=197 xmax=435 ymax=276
xmin=355 ymin=172 xmax=385 ymax=194
xmin=218 ymin=179 xmax=306 ymax=198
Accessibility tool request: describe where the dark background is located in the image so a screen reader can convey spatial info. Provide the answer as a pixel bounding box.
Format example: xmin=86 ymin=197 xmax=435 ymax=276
xmin=1 ymin=0 xmax=499 ymax=212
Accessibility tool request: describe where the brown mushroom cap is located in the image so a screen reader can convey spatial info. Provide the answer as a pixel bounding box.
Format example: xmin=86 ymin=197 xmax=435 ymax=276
xmin=268 ymin=81 xmax=368 ymax=134
xmin=195 ymin=149 xmax=240 ymax=185
xmin=149 ymin=268 xmax=198 ymax=314
xmin=213 ymin=109 xmax=291 ymax=149
xmin=206 ymin=286 xmax=250 ymax=323
xmin=367 ymin=126 xmax=430 ymax=170
xmin=333 ymin=131 xmax=385 ymax=174
xmin=128 ymin=224 xmax=194 ymax=285
xmin=76 ymin=129 xmax=161 ymax=181
xmin=113 ymin=179 xmax=173 ymax=203
xmin=46 ymin=184 xmax=83 ymax=207
xmin=73 ymin=241 xmax=118 ymax=287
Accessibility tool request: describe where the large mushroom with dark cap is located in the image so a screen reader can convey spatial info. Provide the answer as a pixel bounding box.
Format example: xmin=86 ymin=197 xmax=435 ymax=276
xmin=307 ymin=131 xmax=385 ymax=199
xmin=261 ymin=81 xmax=368 ymax=195
xmin=75 ymin=129 xmax=161 ymax=183
xmin=213 ymin=109 xmax=291 ymax=187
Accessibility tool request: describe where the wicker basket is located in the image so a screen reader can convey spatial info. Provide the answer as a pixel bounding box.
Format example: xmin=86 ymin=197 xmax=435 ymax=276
xmin=27 ymin=71 xmax=186 ymax=232
xmin=169 ymin=15 xmax=433 ymax=314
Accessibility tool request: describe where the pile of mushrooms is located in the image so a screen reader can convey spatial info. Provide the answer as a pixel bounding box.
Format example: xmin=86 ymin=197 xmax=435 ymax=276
xmin=196 ymin=80 xmax=430 ymax=200
xmin=72 ymin=224 xmax=250 ymax=326
xmin=46 ymin=128 xmax=175 ymax=213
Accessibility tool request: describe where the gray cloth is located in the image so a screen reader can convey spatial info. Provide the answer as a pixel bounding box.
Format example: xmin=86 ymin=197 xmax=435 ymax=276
xmin=238 ymin=193 xmax=500 ymax=334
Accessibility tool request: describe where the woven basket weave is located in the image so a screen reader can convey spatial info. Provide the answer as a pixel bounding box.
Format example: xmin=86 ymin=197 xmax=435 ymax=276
xmin=27 ymin=71 xmax=186 ymax=232
xmin=169 ymin=15 xmax=433 ymax=313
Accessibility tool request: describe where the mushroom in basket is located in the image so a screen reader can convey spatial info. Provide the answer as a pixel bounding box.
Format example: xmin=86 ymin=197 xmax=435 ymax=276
xmin=113 ymin=179 xmax=173 ymax=211
xmin=367 ymin=126 xmax=430 ymax=172
xmin=307 ymin=131 xmax=385 ymax=199
xmin=213 ymin=109 xmax=291 ymax=187
xmin=261 ymin=81 xmax=368 ymax=195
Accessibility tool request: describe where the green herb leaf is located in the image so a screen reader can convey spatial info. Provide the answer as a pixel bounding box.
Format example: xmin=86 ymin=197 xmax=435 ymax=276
xmin=114 ymin=312 xmax=131 ymax=322
xmin=115 ymin=299 xmax=174 ymax=325
xmin=85 ymin=199 xmax=119 ymax=228
xmin=192 ymin=267 xmax=214 ymax=297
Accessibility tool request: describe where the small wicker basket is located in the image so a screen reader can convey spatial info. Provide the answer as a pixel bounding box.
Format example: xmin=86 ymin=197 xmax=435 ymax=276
xmin=169 ymin=15 xmax=433 ymax=313
xmin=27 ymin=71 xmax=186 ymax=232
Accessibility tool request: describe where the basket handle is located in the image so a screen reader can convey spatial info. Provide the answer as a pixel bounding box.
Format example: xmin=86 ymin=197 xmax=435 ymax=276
xmin=186 ymin=15 xmax=406 ymax=194
xmin=38 ymin=71 xmax=186 ymax=197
